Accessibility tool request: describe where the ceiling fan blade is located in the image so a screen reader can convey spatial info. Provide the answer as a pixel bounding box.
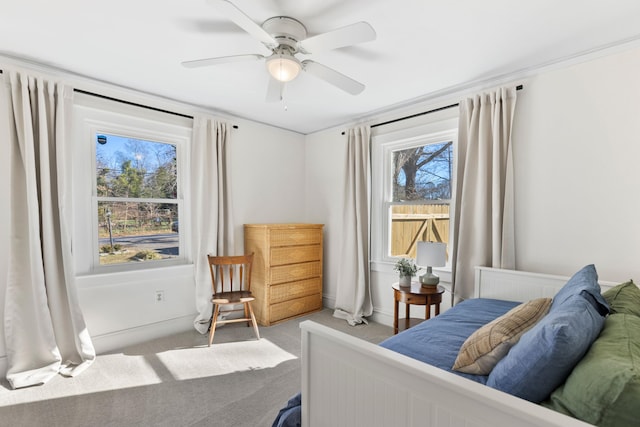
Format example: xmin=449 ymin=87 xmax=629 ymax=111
xmin=298 ymin=21 xmax=376 ymax=53
xmin=302 ymin=60 xmax=365 ymax=95
xmin=181 ymin=54 xmax=264 ymax=68
xmin=207 ymin=0 xmax=278 ymax=48
xmin=266 ymin=77 xmax=285 ymax=102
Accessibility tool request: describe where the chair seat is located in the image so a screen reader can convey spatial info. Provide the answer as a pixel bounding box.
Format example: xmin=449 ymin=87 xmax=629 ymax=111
xmin=212 ymin=290 xmax=255 ymax=304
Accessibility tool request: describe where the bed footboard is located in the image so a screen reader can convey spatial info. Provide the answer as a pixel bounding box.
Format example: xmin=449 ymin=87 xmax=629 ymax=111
xmin=300 ymin=320 xmax=592 ymax=427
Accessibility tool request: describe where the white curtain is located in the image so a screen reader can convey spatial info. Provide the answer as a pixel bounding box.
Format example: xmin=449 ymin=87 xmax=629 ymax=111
xmin=451 ymin=87 xmax=517 ymax=300
xmin=333 ymin=126 xmax=373 ymax=325
xmin=3 ymin=71 xmax=95 ymax=389
xmin=191 ymin=117 xmax=234 ymax=334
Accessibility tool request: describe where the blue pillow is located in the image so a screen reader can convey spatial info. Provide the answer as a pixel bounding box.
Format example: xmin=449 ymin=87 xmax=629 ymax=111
xmin=551 ymin=264 xmax=609 ymax=314
xmin=486 ymin=294 xmax=605 ymax=403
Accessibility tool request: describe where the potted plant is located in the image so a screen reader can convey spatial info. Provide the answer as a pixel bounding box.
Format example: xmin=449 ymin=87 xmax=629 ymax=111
xmin=394 ymin=258 xmax=419 ymax=286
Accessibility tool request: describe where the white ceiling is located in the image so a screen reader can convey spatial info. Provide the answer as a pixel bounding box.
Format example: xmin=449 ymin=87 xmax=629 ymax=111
xmin=2 ymin=0 xmax=640 ymax=134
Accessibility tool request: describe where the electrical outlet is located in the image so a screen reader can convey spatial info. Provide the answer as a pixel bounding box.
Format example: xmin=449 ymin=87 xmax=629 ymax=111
xmin=155 ymin=290 xmax=165 ymax=303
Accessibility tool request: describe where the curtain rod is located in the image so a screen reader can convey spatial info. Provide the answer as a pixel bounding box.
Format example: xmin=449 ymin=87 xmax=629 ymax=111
xmin=341 ymin=84 xmax=523 ymax=135
xmin=0 ymin=69 xmax=237 ymax=129
xmin=75 ymin=88 xmax=194 ymax=119
xmin=74 ymin=89 xmax=239 ymax=129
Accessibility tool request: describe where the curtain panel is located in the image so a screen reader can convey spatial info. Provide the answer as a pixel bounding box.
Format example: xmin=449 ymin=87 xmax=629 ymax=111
xmin=452 ymin=87 xmax=517 ymax=300
xmin=3 ymin=71 xmax=95 ymax=389
xmin=333 ymin=126 xmax=373 ymax=325
xmin=190 ymin=117 xmax=234 ymax=334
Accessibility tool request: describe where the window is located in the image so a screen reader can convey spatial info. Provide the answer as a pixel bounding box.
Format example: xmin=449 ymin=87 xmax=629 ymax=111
xmin=372 ymin=117 xmax=457 ymax=267
xmin=388 ymin=140 xmax=452 ymax=258
xmin=95 ymin=134 xmax=179 ymax=266
xmin=73 ymin=93 xmax=191 ymax=274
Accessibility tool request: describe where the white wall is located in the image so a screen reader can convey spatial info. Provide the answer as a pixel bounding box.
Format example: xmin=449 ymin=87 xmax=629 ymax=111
xmin=512 ymin=46 xmax=640 ymax=282
xmin=230 ymin=117 xmax=307 ymax=250
xmin=305 ymin=44 xmax=640 ymax=326
xmin=304 ymin=129 xmax=348 ymax=309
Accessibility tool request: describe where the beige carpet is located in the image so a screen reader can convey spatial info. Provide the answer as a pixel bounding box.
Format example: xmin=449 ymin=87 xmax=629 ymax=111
xmin=0 ymin=309 xmax=392 ymax=427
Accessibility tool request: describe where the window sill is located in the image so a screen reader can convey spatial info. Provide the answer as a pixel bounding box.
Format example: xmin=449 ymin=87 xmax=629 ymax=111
xmin=76 ymin=263 xmax=194 ymax=288
xmin=371 ymin=259 xmax=452 ymax=284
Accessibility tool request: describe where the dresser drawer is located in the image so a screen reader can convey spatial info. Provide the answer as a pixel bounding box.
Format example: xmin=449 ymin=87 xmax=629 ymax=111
xmin=270 ymin=261 xmax=321 ymax=284
xmin=270 ymin=278 xmax=322 ymax=304
xmin=270 ymin=228 xmax=322 ymax=247
xmin=270 ymin=245 xmax=320 ymax=266
xmin=270 ymin=293 xmax=323 ymax=323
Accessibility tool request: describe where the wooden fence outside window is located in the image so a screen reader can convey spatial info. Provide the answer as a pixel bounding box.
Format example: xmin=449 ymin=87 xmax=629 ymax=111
xmin=390 ymin=204 xmax=449 ymax=259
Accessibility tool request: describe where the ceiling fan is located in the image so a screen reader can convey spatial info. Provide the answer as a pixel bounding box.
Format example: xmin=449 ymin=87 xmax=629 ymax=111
xmin=182 ymin=0 xmax=377 ymax=102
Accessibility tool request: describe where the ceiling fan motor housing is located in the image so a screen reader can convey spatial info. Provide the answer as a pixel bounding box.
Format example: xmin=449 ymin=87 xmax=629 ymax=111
xmin=261 ymin=16 xmax=307 ymax=51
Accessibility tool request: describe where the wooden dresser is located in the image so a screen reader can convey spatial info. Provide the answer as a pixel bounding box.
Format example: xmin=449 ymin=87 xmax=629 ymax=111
xmin=244 ymin=223 xmax=323 ymax=326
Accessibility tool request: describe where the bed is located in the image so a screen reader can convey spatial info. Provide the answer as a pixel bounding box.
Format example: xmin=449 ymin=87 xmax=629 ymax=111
xmin=287 ymin=265 xmax=640 ymax=427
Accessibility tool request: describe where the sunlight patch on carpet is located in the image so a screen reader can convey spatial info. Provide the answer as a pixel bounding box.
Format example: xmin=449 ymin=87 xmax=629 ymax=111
xmin=0 ymin=353 xmax=164 ymax=406
xmin=157 ymin=338 xmax=298 ymax=380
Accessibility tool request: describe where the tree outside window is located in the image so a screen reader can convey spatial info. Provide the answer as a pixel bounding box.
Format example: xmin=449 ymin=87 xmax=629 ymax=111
xmin=95 ymin=134 xmax=179 ymax=265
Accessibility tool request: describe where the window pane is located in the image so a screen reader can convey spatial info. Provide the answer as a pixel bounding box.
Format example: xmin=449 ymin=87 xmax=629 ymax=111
xmin=98 ymin=201 xmax=178 ymax=265
xmin=392 ymin=141 xmax=452 ymax=202
xmin=390 ymin=204 xmax=450 ymax=258
xmin=96 ymin=134 xmax=177 ymax=199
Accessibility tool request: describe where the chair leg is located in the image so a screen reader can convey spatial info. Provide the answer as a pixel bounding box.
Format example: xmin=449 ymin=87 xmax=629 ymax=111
xmin=247 ymin=302 xmax=260 ymax=340
xmin=208 ymin=304 xmax=220 ymax=346
xmin=244 ymin=304 xmax=250 ymax=327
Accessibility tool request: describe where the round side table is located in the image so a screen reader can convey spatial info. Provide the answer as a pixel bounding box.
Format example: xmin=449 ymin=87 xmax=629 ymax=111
xmin=392 ymin=282 xmax=444 ymax=334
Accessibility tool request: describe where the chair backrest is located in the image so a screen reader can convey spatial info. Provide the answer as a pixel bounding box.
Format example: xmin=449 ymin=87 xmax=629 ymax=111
xmin=207 ymin=253 xmax=254 ymax=296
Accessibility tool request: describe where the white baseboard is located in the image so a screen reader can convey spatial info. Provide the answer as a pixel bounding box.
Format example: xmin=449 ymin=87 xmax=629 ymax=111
xmin=370 ymin=310 xmax=393 ymax=327
xmin=322 ymin=294 xmax=335 ymax=310
xmin=92 ymin=314 xmax=197 ymax=354
xmin=323 ymin=293 xmax=395 ymax=327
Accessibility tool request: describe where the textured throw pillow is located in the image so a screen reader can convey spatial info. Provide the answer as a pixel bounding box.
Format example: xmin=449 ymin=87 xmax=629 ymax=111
xmin=542 ymin=314 xmax=640 ymax=427
xmin=486 ymin=293 xmax=606 ymax=403
xmin=602 ymin=280 xmax=640 ymax=317
xmin=452 ymin=298 xmax=552 ymax=375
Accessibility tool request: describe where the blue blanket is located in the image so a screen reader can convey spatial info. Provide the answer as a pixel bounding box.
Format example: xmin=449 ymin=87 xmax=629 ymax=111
xmin=272 ymin=393 xmax=301 ymax=427
xmin=272 ymin=298 xmax=518 ymax=426
xmin=379 ymin=298 xmax=519 ymax=383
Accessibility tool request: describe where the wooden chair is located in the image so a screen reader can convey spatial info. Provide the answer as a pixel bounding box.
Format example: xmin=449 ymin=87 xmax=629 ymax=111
xmin=207 ymin=253 xmax=260 ymax=346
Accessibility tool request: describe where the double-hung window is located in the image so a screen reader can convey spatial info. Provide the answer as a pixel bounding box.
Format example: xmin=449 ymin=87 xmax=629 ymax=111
xmin=95 ymin=134 xmax=179 ymax=266
xmin=372 ymin=117 xmax=457 ymax=266
xmin=73 ymin=94 xmax=191 ymax=274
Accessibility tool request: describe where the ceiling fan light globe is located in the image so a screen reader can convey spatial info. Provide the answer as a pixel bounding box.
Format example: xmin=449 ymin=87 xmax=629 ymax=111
xmin=266 ymin=54 xmax=301 ymax=82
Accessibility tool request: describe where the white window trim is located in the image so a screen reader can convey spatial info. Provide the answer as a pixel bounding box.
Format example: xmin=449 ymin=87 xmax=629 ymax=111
xmin=371 ymin=117 xmax=458 ymax=276
xmin=73 ymin=94 xmax=192 ymax=275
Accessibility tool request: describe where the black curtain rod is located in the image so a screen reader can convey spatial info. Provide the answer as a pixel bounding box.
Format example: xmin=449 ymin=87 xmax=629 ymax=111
xmin=341 ymin=84 xmax=523 ymax=135
xmin=0 ymin=71 xmax=237 ymax=129
xmin=75 ymin=88 xmax=194 ymax=119
xmin=74 ymin=89 xmax=238 ymax=129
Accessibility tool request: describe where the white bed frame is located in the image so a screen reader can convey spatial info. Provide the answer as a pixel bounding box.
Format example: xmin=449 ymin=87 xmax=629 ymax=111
xmin=300 ymin=266 xmax=620 ymax=427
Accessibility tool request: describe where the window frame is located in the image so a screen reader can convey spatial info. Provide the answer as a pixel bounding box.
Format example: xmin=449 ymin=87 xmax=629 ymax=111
xmin=73 ymin=94 xmax=192 ymax=275
xmin=372 ymin=118 xmax=458 ymax=270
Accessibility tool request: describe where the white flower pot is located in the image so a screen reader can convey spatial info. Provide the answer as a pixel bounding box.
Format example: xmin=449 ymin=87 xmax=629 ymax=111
xmin=399 ymin=275 xmax=412 ymax=287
